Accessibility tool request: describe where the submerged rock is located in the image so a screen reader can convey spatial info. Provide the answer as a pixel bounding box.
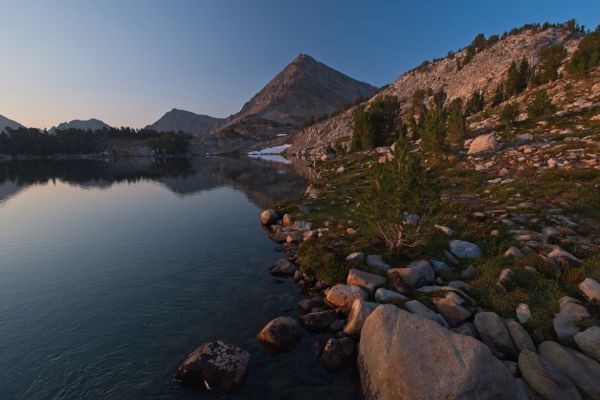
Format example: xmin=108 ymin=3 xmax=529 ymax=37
xmin=322 ymin=337 xmax=355 ymax=371
xmin=257 ymin=316 xmax=302 ymax=350
xmin=358 ymin=305 xmax=520 ymax=399
xmin=175 ymin=341 xmax=250 ymax=394
xmin=269 ymin=259 xmax=298 ymax=277
xmin=299 ymin=309 xmax=339 ymax=332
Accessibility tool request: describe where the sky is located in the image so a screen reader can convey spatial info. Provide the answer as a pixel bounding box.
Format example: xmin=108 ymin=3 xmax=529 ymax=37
xmin=1 ymin=0 xmax=599 ymax=129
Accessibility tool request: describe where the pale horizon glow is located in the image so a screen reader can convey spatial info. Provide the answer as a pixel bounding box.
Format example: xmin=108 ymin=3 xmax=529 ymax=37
xmin=1 ymin=0 xmax=599 ymax=129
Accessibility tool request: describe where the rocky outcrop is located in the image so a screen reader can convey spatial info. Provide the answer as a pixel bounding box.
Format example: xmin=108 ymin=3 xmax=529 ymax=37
xmin=358 ymin=305 xmax=520 ymax=399
xmin=51 ymin=118 xmax=110 ymax=132
xmin=175 ymin=341 xmax=250 ymax=394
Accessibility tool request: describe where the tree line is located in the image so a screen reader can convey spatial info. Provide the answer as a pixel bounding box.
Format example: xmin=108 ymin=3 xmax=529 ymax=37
xmin=0 ymin=127 xmax=191 ymax=156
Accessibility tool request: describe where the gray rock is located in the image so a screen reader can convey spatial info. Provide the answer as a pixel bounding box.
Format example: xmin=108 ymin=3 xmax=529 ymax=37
xmin=299 ymin=310 xmax=339 ymax=332
xmin=176 ymin=341 xmax=250 ymax=394
xmin=430 ymin=259 xmax=449 ymax=273
xmin=515 ymin=378 xmax=545 ymax=400
xmin=343 ymin=299 xmax=379 ymax=337
xmin=366 ymin=255 xmax=390 ymax=273
xmin=539 ymin=341 xmax=600 ymax=400
xmin=260 ymin=209 xmax=279 ymax=225
xmin=505 ymin=319 xmax=536 ymax=352
xmin=358 ymin=305 xmax=521 ymax=399
xmin=468 ymin=133 xmax=499 ymax=154
xmin=269 ymin=259 xmax=298 ymax=277
xmin=453 ymin=321 xmax=479 ymax=338
xmin=409 ymin=259 xmax=435 ymax=283
xmin=553 ymin=297 xmax=591 ymax=346
xmin=346 ymin=268 xmax=386 ymax=296
xmin=579 ymin=278 xmax=600 ymax=303
xmin=291 ymin=220 xmax=313 ymax=231
xmin=374 ymin=288 xmax=407 ymax=306
xmin=474 ymin=312 xmax=518 ymax=358
xmin=448 ymin=280 xmax=471 ymax=291
xmin=387 ymin=267 xmax=424 ymax=290
xmin=257 ymin=316 xmax=303 ymax=350
xmin=547 ymin=247 xmax=582 ymax=269
xmin=325 ymin=284 xmax=368 ymax=313
xmin=449 ymin=240 xmax=482 ymax=258
xmin=405 ymin=300 xmax=449 ymax=328
xmin=322 ymin=337 xmax=355 ymax=371
xmin=575 ymin=327 xmax=600 ymax=362
xmin=297 ymin=297 xmax=325 ymax=312
xmin=519 ymin=349 xmax=582 ymax=400
xmin=345 ymin=252 xmax=365 ymax=263
xmin=516 ymin=303 xmax=532 ymax=324
xmin=434 ymin=224 xmax=455 ymax=236
xmin=433 ymin=293 xmax=472 ymax=328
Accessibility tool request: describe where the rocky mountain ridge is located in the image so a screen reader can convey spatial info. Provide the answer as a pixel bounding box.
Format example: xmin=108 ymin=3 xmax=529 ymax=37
xmin=0 ymin=114 xmax=24 ymax=133
xmin=145 ymin=108 xmax=224 ymax=135
xmin=51 ymin=118 xmax=111 ymax=132
xmin=288 ymin=26 xmax=584 ymax=154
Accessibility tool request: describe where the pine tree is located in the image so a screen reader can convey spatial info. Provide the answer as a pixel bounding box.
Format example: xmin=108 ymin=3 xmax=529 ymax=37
xmin=419 ymin=106 xmax=447 ymax=157
xmin=535 ymin=44 xmax=567 ymax=84
xmin=466 ymin=91 xmax=485 ymax=115
xmin=491 ymin=83 xmax=505 ymax=107
xmin=568 ymin=28 xmax=600 ymax=77
xmin=527 ymin=90 xmax=556 ymax=118
xmin=446 ymin=98 xmax=466 ymax=145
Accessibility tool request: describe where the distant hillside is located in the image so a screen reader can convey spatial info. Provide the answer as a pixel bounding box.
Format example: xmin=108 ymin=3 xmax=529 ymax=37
xmin=52 ymin=118 xmax=111 ymax=132
xmin=145 ymin=109 xmax=223 ymax=135
xmin=289 ymin=25 xmax=584 ymax=153
xmin=0 ymin=114 xmax=24 ymax=133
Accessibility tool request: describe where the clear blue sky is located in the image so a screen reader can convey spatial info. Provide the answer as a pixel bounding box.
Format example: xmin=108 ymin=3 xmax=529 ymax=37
xmin=1 ymin=0 xmax=599 ymax=129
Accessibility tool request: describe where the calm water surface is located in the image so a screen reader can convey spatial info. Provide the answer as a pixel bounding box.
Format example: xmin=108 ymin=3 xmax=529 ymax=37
xmin=0 ymin=157 xmax=361 ymax=400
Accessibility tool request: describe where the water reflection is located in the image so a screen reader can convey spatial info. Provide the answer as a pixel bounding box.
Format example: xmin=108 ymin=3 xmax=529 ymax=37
xmin=0 ymin=156 xmax=308 ymax=208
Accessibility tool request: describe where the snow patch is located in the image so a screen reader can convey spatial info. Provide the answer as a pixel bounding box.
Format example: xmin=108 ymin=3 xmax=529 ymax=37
xmin=247 ymin=144 xmax=291 ymax=155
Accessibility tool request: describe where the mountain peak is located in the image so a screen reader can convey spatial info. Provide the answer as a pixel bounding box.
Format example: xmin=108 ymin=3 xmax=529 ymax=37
xmin=146 ymin=109 xmax=223 ymax=135
xmin=0 ymin=114 xmax=24 ymax=133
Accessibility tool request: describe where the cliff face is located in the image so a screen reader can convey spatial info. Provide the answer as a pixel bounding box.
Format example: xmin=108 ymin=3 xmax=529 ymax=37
xmin=289 ymin=27 xmax=583 ymax=154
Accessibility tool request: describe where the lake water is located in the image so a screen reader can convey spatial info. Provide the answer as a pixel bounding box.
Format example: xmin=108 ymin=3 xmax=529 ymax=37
xmin=0 ymin=157 xmax=361 ymax=400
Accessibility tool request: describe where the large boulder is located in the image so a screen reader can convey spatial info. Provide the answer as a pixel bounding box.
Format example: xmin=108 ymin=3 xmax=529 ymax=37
xmin=325 ymin=284 xmax=368 ymax=313
xmin=343 ymin=299 xmax=379 ymax=337
xmin=539 ymin=341 xmax=600 ymax=400
xmin=358 ymin=305 xmax=520 ymax=399
xmin=575 ymin=327 xmax=600 ymax=362
xmin=449 ymin=240 xmax=482 ymax=258
xmin=468 ymin=133 xmax=498 ymax=154
xmin=346 ymin=269 xmax=386 ymax=296
xmin=518 ymin=349 xmax=582 ymax=400
xmin=474 ymin=312 xmax=518 ymax=358
xmin=257 ymin=316 xmax=303 ymax=350
xmin=260 ymin=209 xmax=279 ymax=225
xmin=175 ymin=341 xmax=250 ymax=394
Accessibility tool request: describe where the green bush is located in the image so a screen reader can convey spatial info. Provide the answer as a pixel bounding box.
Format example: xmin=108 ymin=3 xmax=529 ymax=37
xmin=527 ymin=90 xmax=556 ymax=118
xmin=446 ymin=98 xmax=466 ymax=145
xmin=500 ymin=102 xmax=520 ymax=127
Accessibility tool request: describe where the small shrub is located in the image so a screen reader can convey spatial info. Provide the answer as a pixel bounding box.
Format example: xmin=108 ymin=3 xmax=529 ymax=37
xmin=500 ymin=102 xmax=520 ymax=127
xmin=527 ymin=90 xmax=556 ymax=118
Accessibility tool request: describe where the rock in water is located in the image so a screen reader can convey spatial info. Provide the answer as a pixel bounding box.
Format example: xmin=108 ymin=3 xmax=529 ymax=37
xmin=299 ymin=309 xmax=339 ymax=332
xmin=260 ymin=209 xmax=279 ymax=225
xmin=175 ymin=341 xmax=250 ymax=394
xmin=518 ymin=349 xmax=582 ymax=400
xmin=321 ymin=337 xmax=355 ymax=371
xmin=257 ymin=316 xmax=303 ymax=350
xmin=449 ymin=240 xmax=482 ymax=258
xmin=358 ymin=305 xmax=520 ymax=399
xmin=468 ymin=133 xmax=498 ymax=154
xmin=269 ymin=259 xmax=298 ymax=277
